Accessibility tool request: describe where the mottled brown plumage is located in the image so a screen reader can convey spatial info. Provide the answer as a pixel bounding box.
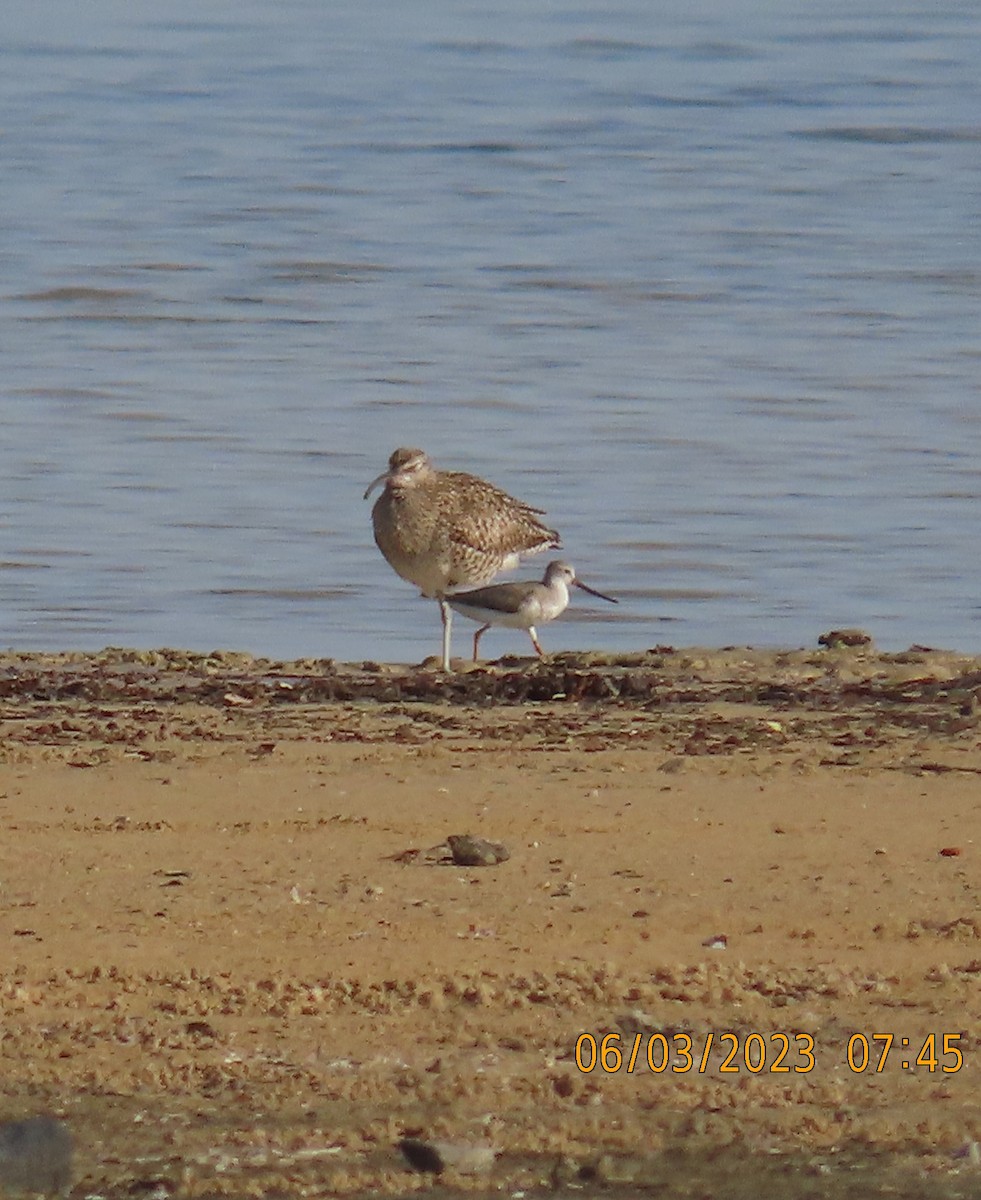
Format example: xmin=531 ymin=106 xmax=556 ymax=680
xmin=364 ymin=447 xmax=560 ymax=669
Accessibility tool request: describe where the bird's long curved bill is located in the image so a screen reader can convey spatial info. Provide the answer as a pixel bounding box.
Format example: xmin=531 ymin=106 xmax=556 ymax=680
xmin=363 ymin=471 xmax=389 ymax=500
xmin=573 ymin=579 xmax=618 ymax=604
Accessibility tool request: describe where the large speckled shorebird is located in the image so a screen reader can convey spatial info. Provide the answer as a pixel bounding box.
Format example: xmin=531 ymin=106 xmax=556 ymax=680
xmin=447 ymin=560 xmax=617 ymax=662
xmin=364 ymin=447 xmax=560 ymax=669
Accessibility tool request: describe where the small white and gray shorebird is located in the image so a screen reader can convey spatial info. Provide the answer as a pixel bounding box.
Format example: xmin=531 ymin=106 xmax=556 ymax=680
xmin=364 ymin=448 xmax=560 ymax=670
xmin=446 ymin=560 xmax=617 ymax=662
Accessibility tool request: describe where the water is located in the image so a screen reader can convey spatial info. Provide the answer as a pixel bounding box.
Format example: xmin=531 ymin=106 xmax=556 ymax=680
xmin=2 ymin=0 xmax=980 ymax=663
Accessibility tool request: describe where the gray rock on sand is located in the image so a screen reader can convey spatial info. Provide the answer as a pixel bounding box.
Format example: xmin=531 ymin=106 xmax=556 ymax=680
xmin=552 ymin=1151 xmax=662 ymax=1188
xmin=398 ymin=1137 xmax=497 ymax=1175
xmin=0 ymin=1116 xmax=73 ymax=1197
xmin=446 ymin=834 xmax=510 ymax=866
xmin=818 ymin=627 xmax=872 ymax=649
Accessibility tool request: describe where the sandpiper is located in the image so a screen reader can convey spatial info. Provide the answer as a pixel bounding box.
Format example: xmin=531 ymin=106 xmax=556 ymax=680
xmin=446 ymin=560 xmax=617 ymax=662
xmin=364 ymin=448 xmax=560 ymax=670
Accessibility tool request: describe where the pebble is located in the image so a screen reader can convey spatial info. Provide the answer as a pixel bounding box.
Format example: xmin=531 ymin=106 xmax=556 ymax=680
xmin=552 ymin=1152 xmax=661 ymax=1187
xmin=398 ymin=1138 xmax=497 ymax=1175
xmin=447 ymin=835 xmax=510 ymax=866
xmin=0 ymin=1116 xmax=73 ymax=1197
xmin=818 ymin=628 xmax=873 ymax=649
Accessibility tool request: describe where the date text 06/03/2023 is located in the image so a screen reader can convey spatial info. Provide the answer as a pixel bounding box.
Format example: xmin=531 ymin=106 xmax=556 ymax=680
xmin=574 ymin=1031 xmax=965 ymax=1076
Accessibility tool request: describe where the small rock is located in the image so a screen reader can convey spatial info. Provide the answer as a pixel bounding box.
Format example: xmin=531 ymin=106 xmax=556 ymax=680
xmin=550 ymin=1155 xmax=583 ymax=1187
xmin=0 ymin=1116 xmax=73 ymax=1197
xmin=617 ymin=1009 xmax=660 ymax=1037
xmin=447 ymin=834 xmax=510 ymax=866
xmin=565 ymin=1153 xmax=662 ymax=1187
xmin=952 ymin=1140 xmax=981 ymax=1165
xmin=657 ymin=757 xmax=686 ymax=774
xmin=398 ymin=1139 xmax=444 ymax=1174
xmin=591 ymin=1153 xmax=662 ymax=1186
xmin=818 ymin=628 xmax=872 ymax=649
xmin=398 ymin=1138 xmax=496 ymax=1175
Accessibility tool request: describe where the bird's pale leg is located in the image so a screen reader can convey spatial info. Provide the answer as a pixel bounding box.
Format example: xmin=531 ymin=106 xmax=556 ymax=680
xmin=438 ymin=598 xmax=453 ymax=671
xmin=473 ymin=624 xmax=490 ymax=662
xmin=530 ymin=627 xmax=545 ymax=657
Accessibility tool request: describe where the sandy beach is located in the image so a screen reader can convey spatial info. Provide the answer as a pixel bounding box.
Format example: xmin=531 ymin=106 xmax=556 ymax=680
xmin=0 ymin=643 xmax=978 ymax=1197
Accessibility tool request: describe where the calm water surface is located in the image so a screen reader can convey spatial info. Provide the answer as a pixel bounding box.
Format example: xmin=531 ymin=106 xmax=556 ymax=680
xmin=2 ymin=0 xmax=980 ymax=662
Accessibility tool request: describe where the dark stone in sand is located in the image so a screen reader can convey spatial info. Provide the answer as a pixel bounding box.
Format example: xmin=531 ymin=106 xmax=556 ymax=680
xmin=447 ymin=834 xmax=510 ymax=866
xmin=818 ymin=628 xmax=872 ymax=648
xmin=398 ymin=1137 xmax=496 ymax=1175
xmin=399 ymin=1138 xmax=446 ymax=1174
xmin=0 ymin=1116 xmax=73 ymax=1196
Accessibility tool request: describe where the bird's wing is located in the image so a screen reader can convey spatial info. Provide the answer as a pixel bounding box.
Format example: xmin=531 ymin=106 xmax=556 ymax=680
xmin=448 ymin=582 xmax=530 ymax=614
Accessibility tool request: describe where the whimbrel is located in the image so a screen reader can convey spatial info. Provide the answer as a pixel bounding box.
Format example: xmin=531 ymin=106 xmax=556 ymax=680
xmin=364 ymin=448 xmax=560 ymax=669
xmin=446 ymin=560 xmax=617 ymax=662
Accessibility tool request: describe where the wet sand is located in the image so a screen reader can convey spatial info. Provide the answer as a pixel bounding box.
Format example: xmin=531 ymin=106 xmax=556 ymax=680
xmin=0 ymin=644 xmax=979 ymax=1197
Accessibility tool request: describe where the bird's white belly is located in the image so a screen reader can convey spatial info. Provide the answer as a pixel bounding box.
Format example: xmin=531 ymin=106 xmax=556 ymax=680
xmin=448 ymin=601 xmax=538 ymax=630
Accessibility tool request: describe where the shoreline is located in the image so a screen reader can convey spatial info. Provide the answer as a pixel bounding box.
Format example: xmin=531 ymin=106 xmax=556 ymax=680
xmin=2 ymin=636 xmax=981 ymax=698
